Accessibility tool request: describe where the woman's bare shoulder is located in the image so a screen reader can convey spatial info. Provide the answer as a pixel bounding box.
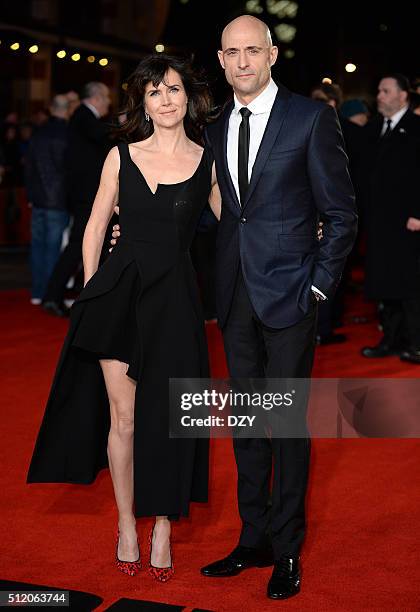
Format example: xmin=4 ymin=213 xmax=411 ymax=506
xmin=103 ymin=145 xmax=120 ymax=173
xmin=128 ymin=137 xmax=153 ymax=153
xmin=188 ymin=140 xmax=204 ymax=153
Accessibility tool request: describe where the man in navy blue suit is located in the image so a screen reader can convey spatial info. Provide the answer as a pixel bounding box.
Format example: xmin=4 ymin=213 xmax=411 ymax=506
xmin=200 ymin=16 xmax=357 ymax=599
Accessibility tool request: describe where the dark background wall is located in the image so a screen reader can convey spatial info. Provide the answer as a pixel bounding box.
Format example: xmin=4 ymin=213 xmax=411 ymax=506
xmin=0 ymin=0 xmax=418 ymax=112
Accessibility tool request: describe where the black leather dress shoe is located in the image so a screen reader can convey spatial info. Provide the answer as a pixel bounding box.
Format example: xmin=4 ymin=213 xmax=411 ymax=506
xmin=361 ymin=342 xmax=402 ymax=358
xmin=316 ymin=332 xmax=346 ymax=345
xmin=42 ymin=301 xmax=70 ymax=318
xmin=267 ymin=556 xmax=301 ymax=600
xmin=201 ymin=545 xmax=273 ymax=577
xmin=400 ymin=348 xmax=420 ymax=364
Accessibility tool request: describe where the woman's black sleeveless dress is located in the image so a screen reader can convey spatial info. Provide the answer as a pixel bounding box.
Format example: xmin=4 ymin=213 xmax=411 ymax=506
xmin=27 ymin=142 xmax=212 ymax=518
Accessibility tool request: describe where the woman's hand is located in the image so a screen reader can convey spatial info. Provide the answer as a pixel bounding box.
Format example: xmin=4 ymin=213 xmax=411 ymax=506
xmin=317 ymin=221 xmax=323 ymax=241
xmin=406 ymin=217 xmax=420 ymax=231
xmin=109 ymin=223 xmax=121 ymax=252
xmin=209 ymin=161 xmax=221 ymax=220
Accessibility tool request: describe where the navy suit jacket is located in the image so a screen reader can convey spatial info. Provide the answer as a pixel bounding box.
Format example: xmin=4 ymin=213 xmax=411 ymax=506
xmin=205 ymin=83 xmax=357 ymax=329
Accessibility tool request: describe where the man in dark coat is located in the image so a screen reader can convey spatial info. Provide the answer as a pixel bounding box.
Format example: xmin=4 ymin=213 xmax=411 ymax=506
xmin=199 ymin=16 xmax=357 ymax=600
xmin=42 ymin=82 xmax=111 ymax=316
xmin=310 ymin=82 xmax=365 ymax=343
xmin=25 ymin=94 xmax=70 ymax=303
xmin=361 ymin=74 xmax=420 ymax=363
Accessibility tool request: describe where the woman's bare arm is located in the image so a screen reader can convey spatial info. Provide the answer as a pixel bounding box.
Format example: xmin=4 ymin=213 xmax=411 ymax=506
xmin=82 ymin=146 xmax=119 ymax=286
xmin=208 ymin=161 xmax=221 ymax=221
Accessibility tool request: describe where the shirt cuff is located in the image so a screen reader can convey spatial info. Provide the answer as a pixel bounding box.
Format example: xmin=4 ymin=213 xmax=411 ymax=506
xmin=311 ymin=285 xmax=327 ymax=300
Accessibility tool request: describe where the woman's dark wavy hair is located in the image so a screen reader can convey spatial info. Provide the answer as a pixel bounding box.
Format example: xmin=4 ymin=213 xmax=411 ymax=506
xmin=115 ymin=54 xmax=214 ymax=144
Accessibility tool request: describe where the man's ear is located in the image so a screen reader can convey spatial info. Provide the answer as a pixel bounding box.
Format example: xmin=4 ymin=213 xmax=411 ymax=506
xmin=217 ymin=50 xmax=225 ymax=70
xmin=270 ymin=46 xmax=279 ymax=67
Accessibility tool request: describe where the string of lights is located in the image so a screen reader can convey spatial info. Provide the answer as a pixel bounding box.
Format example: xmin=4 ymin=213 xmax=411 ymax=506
xmin=0 ymin=37 xmax=112 ymax=66
xmin=0 ymin=37 xmax=166 ymax=67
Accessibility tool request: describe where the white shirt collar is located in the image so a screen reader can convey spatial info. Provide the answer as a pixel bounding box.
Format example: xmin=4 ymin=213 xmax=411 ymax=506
xmin=233 ymin=78 xmax=278 ymax=116
xmin=387 ymin=105 xmax=409 ymax=126
xmin=83 ymin=101 xmax=100 ymax=119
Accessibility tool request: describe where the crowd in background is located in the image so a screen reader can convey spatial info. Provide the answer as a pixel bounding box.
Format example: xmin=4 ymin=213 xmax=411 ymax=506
xmin=1 ymin=72 xmax=420 ymax=362
xmin=0 ymin=91 xmax=80 ymax=187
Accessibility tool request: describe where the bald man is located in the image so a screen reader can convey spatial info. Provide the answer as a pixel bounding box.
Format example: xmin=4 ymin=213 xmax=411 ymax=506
xmin=200 ymin=16 xmax=357 ymax=599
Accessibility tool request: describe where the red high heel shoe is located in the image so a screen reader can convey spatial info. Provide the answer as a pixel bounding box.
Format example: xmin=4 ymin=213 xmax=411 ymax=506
xmin=148 ymin=525 xmax=174 ymax=582
xmin=115 ymin=530 xmax=141 ymax=576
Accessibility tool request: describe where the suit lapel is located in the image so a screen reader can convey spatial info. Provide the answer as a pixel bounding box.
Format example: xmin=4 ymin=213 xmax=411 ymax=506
xmin=242 ymin=86 xmax=292 ymax=210
xmin=372 ymin=117 xmax=383 ymax=142
xmin=378 ymin=109 xmax=411 ymax=140
xmin=218 ymin=100 xmax=241 ymax=209
xmin=376 ymin=109 xmax=412 ymax=157
xmin=389 ymin=108 xmax=411 ymax=139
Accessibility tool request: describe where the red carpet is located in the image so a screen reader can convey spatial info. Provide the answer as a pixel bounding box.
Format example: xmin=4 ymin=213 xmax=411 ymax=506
xmin=1 ymin=289 xmax=419 ymax=610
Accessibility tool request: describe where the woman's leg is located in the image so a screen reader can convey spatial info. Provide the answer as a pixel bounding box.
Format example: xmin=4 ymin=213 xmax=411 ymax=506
xmin=151 ymin=516 xmax=172 ymax=567
xmin=100 ymin=359 xmax=138 ymax=561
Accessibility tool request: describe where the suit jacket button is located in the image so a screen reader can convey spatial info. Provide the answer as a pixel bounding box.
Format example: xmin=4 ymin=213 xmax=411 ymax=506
xmin=240 ymin=217 xmax=247 ymax=224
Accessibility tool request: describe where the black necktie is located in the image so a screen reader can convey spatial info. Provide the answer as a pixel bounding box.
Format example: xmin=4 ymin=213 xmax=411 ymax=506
xmin=382 ymin=118 xmax=392 ymax=138
xmin=238 ymin=107 xmax=252 ymax=206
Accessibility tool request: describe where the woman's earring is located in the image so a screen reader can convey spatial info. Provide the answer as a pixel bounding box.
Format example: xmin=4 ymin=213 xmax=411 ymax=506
xmin=145 ymin=112 xmax=150 ymax=122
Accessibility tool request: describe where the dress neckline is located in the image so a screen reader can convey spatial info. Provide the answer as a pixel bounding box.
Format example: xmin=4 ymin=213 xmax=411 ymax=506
xmin=126 ymin=143 xmax=205 ymax=197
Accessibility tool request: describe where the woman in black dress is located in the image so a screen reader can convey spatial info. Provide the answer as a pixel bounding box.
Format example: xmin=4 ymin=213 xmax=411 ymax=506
xmin=27 ymin=55 xmax=221 ymax=581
